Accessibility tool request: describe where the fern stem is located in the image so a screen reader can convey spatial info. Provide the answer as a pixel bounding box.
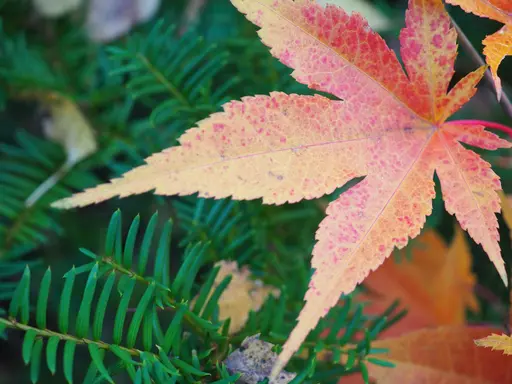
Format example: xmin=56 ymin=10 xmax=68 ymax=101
xmin=136 ymin=54 xmax=190 ymax=107
xmin=450 ymin=17 xmax=512 ymax=120
xmin=0 ymin=317 xmax=143 ymax=360
xmin=448 ymin=119 xmax=512 ymax=137
xmin=102 ymin=257 xmax=225 ymax=343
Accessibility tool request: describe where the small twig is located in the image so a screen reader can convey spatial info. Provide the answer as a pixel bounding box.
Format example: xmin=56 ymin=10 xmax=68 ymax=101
xmin=25 ymin=161 xmax=72 ymax=208
xmin=450 ymin=17 xmax=512 ymax=120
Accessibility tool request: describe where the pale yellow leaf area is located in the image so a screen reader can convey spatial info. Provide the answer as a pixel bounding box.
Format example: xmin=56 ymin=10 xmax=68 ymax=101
xmin=195 ymin=261 xmax=280 ymax=335
xmin=26 ymin=96 xmax=97 ymax=207
xmin=43 ymin=98 xmax=97 ymax=166
xmin=475 ymin=333 xmax=512 ymax=356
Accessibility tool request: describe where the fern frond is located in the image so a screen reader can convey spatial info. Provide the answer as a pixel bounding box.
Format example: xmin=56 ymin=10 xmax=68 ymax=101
xmin=107 ymin=20 xmax=237 ymax=127
xmin=0 ymin=210 xmax=231 ymax=382
xmin=0 ymin=21 xmax=65 ymax=95
xmin=1 ymin=265 xmax=215 ymax=381
xmin=76 ymin=211 xmax=225 ymax=342
xmin=0 ymin=130 xmax=100 ymax=259
xmin=174 ymin=198 xmax=261 ymax=267
xmin=0 ymin=210 xmax=386 ymax=383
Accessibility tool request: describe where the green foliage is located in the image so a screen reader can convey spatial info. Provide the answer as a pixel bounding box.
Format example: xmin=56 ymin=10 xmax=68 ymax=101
xmin=107 ymin=20 xmax=237 ymax=127
xmin=0 ymin=210 xmax=387 ymax=383
xmin=0 ymin=130 xmax=100 ymax=259
xmin=5 ymin=1 xmax=504 ymax=382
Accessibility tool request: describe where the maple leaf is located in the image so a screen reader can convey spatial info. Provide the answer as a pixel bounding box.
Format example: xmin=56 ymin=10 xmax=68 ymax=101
xmin=360 ymin=227 xmax=478 ymax=338
xmin=445 ymin=0 xmax=512 ymax=100
xmin=475 ymin=333 xmax=512 ymax=356
xmin=52 ymin=0 xmax=512 ymax=375
xmin=366 ymin=326 xmax=512 ymax=383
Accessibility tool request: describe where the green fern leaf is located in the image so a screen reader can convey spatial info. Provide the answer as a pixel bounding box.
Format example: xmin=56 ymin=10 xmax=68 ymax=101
xmin=30 ymin=338 xmax=43 ymax=383
xmin=113 ymin=277 xmax=136 ymax=345
xmin=59 ymin=267 xmax=76 ymax=334
xmin=127 ymin=282 xmax=156 ymax=348
xmin=36 ymin=268 xmax=51 ymax=330
xmin=93 ymin=271 xmax=117 ymax=341
xmin=46 ymin=336 xmax=59 ymax=375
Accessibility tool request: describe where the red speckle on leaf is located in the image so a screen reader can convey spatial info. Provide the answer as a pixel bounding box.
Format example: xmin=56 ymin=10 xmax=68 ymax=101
xmin=213 ymin=123 xmax=225 ymax=132
xmin=432 ymin=34 xmax=443 ymax=49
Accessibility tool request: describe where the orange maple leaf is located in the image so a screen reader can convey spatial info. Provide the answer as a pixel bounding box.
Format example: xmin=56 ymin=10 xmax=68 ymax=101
xmin=366 ymin=326 xmax=512 ymax=383
xmin=361 ymin=227 xmax=478 ymax=339
xmin=52 ymin=0 xmax=512 ymax=375
xmin=445 ymin=0 xmax=512 ymax=100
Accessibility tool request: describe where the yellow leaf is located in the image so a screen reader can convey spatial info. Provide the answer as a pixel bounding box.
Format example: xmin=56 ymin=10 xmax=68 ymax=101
xmin=196 ymin=261 xmax=279 ymax=335
xmin=43 ymin=97 xmax=97 ymax=166
xmin=25 ymin=97 xmax=97 ymax=207
xmin=475 ymin=333 xmax=512 ymax=356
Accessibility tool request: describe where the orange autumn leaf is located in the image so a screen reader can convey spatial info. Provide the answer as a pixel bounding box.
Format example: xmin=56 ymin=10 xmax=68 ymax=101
xmin=475 ymin=333 xmax=512 ymax=355
xmin=51 ymin=0 xmax=511 ymax=375
xmin=366 ymin=326 xmax=512 ymax=383
xmin=445 ymin=0 xmax=512 ymax=100
xmin=361 ymin=227 xmax=478 ymax=338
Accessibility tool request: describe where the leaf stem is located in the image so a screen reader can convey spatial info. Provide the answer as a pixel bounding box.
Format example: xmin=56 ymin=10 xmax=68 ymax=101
xmin=449 ymin=17 xmax=512 ymax=120
xmin=0 ymin=317 xmax=143 ymax=359
xmin=101 ymin=257 xmax=225 ymax=342
xmin=448 ymin=119 xmax=512 ymax=137
xmin=136 ymin=53 xmax=190 ymax=107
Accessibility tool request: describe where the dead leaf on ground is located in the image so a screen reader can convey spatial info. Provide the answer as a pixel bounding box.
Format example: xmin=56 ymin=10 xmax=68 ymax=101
xmin=25 ymin=96 xmax=97 ymax=207
xmin=195 ymin=261 xmax=279 ymax=335
xmin=224 ymin=335 xmax=296 ymax=384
